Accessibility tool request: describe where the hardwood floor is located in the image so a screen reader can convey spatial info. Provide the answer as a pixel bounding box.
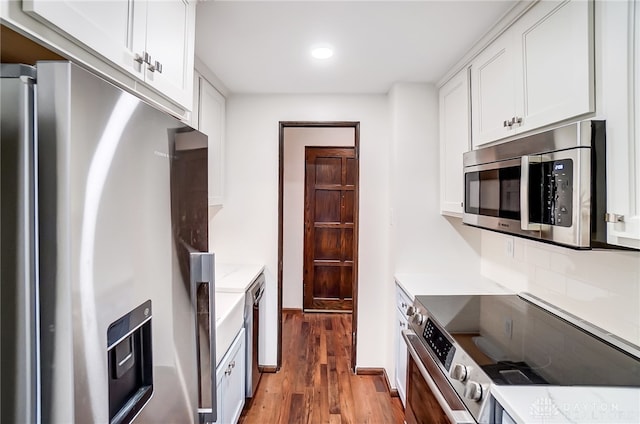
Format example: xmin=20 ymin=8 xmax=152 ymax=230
xmin=239 ymin=311 xmax=405 ymax=424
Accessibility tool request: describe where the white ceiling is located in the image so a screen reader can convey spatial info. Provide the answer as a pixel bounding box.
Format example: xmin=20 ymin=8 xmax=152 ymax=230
xmin=195 ymin=1 xmax=517 ymax=94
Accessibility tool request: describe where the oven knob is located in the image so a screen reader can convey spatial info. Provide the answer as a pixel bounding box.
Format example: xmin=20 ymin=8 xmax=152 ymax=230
xmin=464 ymin=381 xmax=483 ymax=402
xmin=412 ymin=313 xmax=425 ymax=325
xmin=449 ymin=363 xmax=468 ymax=382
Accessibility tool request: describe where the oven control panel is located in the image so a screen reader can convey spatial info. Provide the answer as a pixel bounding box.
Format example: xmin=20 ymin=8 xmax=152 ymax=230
xmin=423 ymin=318 xmax=455 ymax=370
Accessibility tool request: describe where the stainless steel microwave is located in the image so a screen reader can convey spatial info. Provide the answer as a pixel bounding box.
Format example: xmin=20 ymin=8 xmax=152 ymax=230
xmin=463 ymin=120 xmax=609 ymax=249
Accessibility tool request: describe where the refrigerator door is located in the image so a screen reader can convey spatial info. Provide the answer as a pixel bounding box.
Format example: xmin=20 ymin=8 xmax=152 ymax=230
xmin=35 ymin=62 xmax=211 ymax=423
xmin=1 ymin=64 xmax=40 ymax=424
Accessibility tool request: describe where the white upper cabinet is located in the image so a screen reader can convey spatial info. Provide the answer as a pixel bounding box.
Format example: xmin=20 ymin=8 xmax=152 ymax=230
xmin=513 ymin=0 xmax=594 ymax=133
xmin=471 ymin=0 xmax=594 ymax=147
xmin=23 ymin=0 xmax=195 ymax=110
xmin=597 ymin=0 xmax=640 ymax=249
xmin=137 ymin=0 xmax=195 ymax=109
xmin=439 ymin=68 xmax=471 ymax=216
xmin=196 ymin=75 xmax=226 ymax=206
xmin=470 ymin=32 xmax=516 ymax=147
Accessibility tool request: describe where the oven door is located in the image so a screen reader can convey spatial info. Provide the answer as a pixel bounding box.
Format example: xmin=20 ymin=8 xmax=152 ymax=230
xmin=402 ymin=330 xmax=475 ymax=424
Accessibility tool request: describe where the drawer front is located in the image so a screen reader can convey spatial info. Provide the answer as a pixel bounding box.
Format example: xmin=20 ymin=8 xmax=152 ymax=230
xmin=395 ymin=283 xmax=412 ymax=317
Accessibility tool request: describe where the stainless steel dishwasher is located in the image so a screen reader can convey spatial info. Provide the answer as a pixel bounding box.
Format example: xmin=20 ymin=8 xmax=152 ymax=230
xmin=245 ymin=273 xmax=265 ymax=398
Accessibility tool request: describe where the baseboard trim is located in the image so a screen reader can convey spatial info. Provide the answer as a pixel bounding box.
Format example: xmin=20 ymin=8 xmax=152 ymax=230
xmin=355 ymin=367 xmax=384 ymax=376
xmin=282 ymin=308 xmax=302 ymax=312
xmin=260 ymin=365 xmax=278 ymax=373
xmin=355 ymin=367 xmax=398 ymax=397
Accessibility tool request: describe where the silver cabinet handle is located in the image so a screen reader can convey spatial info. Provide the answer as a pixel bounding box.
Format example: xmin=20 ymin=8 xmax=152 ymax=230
xmin=504 ymin=117 xmax=522 ymax=128
xmin=134 ymin=51 xmax=151 ymax=65
xmin=605 ymin=213 xmax=625 ymax=223
xmin=147 ymin=60 xmax=163 ymax=73
xmin=520 ymin=155 xmax=542 ymax=231
xmin=190 ymin=251 xmax=217 ymax=422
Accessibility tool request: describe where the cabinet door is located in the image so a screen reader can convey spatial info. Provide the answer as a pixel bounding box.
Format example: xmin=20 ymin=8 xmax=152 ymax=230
xmin=470 ymin=30 xmax=517 ymax=148
xmin=215 ymin=328 xmax=245 ymax=424
xmin=198 ymin=78 xmax=226 ymax=206
xmin=224 ymin=332 xmax=246 ymax=424
xmin=143 ymin=0 xmax=196 ymax=109
xmin=514 ymin=0 xmax=594 ymax=133
xmin=439 ymin=68 xmax=470 ymax=216
xmin=599 ymin=0 xmax=640 ymax=249
xmin=22 ymin=0 xmax=136 ymax=75
xmin=395 ymin=308 xmax=408 ymax=407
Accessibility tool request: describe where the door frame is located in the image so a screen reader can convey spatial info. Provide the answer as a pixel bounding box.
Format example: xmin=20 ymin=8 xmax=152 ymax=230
xmin=277 ymin=121 xmax=360 ymax=372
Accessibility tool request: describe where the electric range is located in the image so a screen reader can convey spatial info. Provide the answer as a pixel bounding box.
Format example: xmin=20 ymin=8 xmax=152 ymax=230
xmin=406 ymin=293 xmax=640 ymax=423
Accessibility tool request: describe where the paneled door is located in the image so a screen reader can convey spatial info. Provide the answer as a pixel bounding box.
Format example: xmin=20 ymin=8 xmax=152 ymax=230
xmin=303 ymin=147 xmax=358 ymax=311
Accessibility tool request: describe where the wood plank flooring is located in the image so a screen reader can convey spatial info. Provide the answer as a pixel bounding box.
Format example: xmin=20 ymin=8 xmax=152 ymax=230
xmin=239 ymin=311 xmax=404 ymax=424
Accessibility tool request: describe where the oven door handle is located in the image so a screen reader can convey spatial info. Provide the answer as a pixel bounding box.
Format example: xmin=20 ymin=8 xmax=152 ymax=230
xmin=402 ymin=330 xmax=476 ymax=424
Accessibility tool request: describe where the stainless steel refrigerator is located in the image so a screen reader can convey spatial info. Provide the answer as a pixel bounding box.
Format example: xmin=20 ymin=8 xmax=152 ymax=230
xmin=1 ymin=61 xmax=217 ymax=423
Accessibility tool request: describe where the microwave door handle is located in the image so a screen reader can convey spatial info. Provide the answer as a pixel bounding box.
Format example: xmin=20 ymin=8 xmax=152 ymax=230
xmin=520 ymin=155 xmax=542 ymax=231
xmin=190 ymin=252 xmax=217 ymax=423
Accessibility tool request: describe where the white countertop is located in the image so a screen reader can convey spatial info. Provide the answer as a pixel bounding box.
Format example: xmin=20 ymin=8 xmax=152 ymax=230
xmin=491 ymin=385 xmax=640 ymax=424
xmin=215 ymin=263 xmax=264 ymax=293
xmin=394 ymin=272 xmax=513 ymax=300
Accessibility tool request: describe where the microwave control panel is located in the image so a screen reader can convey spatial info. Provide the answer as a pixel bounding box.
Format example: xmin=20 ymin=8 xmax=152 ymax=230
xmin=545 ymin=159 xmax=573 ymax=227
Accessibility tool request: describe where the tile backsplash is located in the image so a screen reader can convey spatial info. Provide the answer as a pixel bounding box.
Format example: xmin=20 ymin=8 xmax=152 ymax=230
xmin=480 ymin=231 xmax=640 ymax=346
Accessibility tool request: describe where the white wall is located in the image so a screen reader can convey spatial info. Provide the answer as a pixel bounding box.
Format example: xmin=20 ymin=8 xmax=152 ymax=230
xmin=388 ymin=82 xmax=483 ymax=387
xmin=282 ymin=127 xmax=355 ymax=309
xmin=481 ymin=231 xmax=640 ymax=345
xmin=389 ymin=82 xmax=481 ymax=275
xmin=209 ymin=94 xmax=391 ymax=368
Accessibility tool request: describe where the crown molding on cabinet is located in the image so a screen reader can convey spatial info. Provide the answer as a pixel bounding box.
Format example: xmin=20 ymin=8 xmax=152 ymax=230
xmin=195 ymin=55 xmax=229 ymax=98
xmin=436 ymin=0 xmax=537 ymax=89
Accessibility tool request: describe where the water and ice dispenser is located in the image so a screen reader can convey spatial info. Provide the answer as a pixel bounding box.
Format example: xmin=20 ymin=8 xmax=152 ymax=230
xmin=107 ymin=301 xmax=153 ymax=424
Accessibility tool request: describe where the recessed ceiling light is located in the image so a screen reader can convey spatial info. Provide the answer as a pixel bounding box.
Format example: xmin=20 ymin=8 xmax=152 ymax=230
xmin=311 ymin=46 xmax=334 ymax=60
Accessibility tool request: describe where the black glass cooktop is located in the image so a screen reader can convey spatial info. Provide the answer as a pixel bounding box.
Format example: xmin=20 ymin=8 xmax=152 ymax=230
xmin=414 ymin=294 xmax=640 ymax=387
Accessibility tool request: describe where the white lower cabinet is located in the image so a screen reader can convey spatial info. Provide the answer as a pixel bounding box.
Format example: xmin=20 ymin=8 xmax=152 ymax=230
xmin=394 ymin=283 xmax=411 ymax=407
xmin=215 ymin=328 xmax=245 ymax=424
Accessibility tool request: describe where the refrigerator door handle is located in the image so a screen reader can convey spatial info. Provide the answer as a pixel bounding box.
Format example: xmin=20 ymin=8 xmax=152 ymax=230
xmin=190 ymin=252 xmax=217 ymax=423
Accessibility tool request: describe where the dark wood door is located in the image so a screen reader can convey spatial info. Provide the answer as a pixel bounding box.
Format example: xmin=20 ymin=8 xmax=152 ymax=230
xmin=303 ymin=147 xmax=358 ymax=311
